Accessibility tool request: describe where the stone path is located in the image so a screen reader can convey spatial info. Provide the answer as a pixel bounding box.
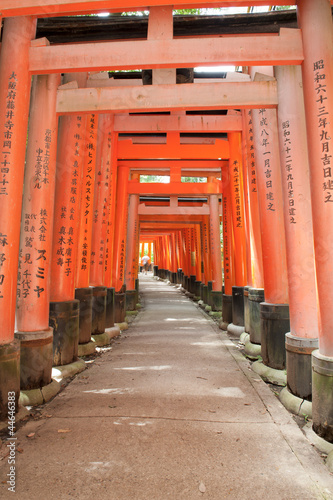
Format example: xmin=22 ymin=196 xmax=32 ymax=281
xmin=1 ymin=275 xmax=333 ymax=499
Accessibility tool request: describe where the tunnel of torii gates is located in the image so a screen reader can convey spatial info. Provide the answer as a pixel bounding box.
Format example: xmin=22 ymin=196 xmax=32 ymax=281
xmin=1 ymin=0 xmax=333 ymax=443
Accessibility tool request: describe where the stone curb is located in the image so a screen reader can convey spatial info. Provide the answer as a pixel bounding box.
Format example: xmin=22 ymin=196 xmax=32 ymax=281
xmin=19 ymin=379 xmax=61 ymax=407
xmin=227 ymin=323 xmax=245 ymax=336
xmin=209 ymin=311 xmax=222 ymax=318
xmin=105 ymin=325 xmax=120 ymax=339
xmin=92 ymin=332 xmax=111 ymax=347
xmin=279 ymin=386 xmax=312 ymax=419
xmin=239 ymin=332 xmax=250 ymax=344
xmin=51 ymin=358 xmax=86 ymax=383
xmin=115 ymin=321 xmax=128 ymax=331
xmin=78 ymin=341 xmax=96 ymax=357
xmin=252 ymin=360 xmax=287 ymax=386
xmin=0 ymin=406 xmax=30 ymax=432
xmin=303 ymin=422 xmax=333 ymax=458
xmin=244 ymin=339 xmax=261 ymax=360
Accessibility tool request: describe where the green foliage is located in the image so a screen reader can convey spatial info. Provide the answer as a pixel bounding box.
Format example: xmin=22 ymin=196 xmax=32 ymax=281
xmin=274 ymin=6 xmax=294 ymax=10
xmin=173 ymin=9 xmax=202 ymax=15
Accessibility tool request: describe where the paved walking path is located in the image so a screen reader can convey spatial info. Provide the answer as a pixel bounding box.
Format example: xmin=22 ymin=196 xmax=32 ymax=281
xmin=1 ymin=275 xmax=333 ymax=499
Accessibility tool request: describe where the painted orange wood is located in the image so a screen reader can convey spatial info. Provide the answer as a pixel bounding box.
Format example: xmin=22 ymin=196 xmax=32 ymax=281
xmin=1 ymin=0 xmax=297 ymax=18
xmin=114 ymin=114 xmax=242 ymax=133
xmin=76 ymin=114 xmax=98 ymax=288
xmin=56 ymin=82 xmax=278 ymax=115
xmin=16 ymin=74 xmax=60 ymax=332
xmin=0 ymin=17 xmax=37 ymax=344
xmin=31 ymin=30 xmax=303 ymax=74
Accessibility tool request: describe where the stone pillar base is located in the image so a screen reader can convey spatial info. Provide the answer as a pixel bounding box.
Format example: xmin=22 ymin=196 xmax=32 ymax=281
xmin=75 ymin=287 xmax=93 ymax=344
xmin=244 ymin=286 xmax=250 ymax=333
xmin=211 ymin=290 xmax=223 ymax=312
xmin=207 ymin=281 xmax=213 ymax=307
xmin=222 ymin=294 xmax=233 ymax=325
xmin=19 ymin=379 xmax=60 ymax=407
xmin=169 ymin=272 xmax=177 ymax=284
xmin=202 ymin=285 xmax=208 ymax=305
xmin=227 ymin=323 xmax=245 ymax=336
xmin=115 ymin=292 xmax=126 ymax=323
xmin=135 ymin=278 xmax=139 ymax=305
xmin=260 ymin=302 xmax=290 ymax=370
xmin=286 ymin=333 xmax=318 ymax=400
xmin=248 ymin=287 xmax=265 ymax=345
xmin=232 ymin=286 xmax=244 ymax=327
xmin=91 ymin=286 xmax=107 ymax=335
xmin=14 ymin=328 xmax=53 ymax=390
xmin=0 ymin=341 xmax=20 ymax=421
xmin=78 ymin=340 xmax=96 ymax=357
xmin=177 ymin=268 xmax=182 ymax=284
xmin=194 ymin=280 xmax=201 ymax=298
xmin=244 ymin=338 xmax=262 ymax=360
xmin=49 ymin=300 xmax=80 ymax=367
xmin=126 ymin=289 xmax=137 ymax=311
xmin=312 ymin=350 xmax=333 ymax=442
xmin=105 ymin=287 xmax=115 ymax=328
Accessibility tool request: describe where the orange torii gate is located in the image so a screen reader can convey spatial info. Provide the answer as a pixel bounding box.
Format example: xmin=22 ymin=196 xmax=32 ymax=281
xmin=0 ymin=0 xmax=332 ymax=444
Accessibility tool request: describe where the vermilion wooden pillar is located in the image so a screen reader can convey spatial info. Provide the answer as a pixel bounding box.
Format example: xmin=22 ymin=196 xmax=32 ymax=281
xmin=76 ymin=114 xmax=98 ymax=289
xmin=112 ymin=165 xmax=129 ymax=323
xmin=228 ymin=132 xmax=247 ymax=331
xmin=75 ymin=114 xmax=98 ymax=346
xmin=49 ymin=73 xmax=87 ymax=366
xmin=201 ymin=216 xmax=211 ymax=285
xmin=89 ymin=114 xmax=113 ymax=336
xmin=221 ymin=162 xmax=235 ymax=328
xmin=15 ymin=73 xmax=60 ymax=390
xmin=90 ymin=114 xmax=113 ymax=287
xmin=104 ymin=131 xmax=118 ymax=289
xmin=275 ymin=64 xmax=319 ymax=400
xmin=125 ymin=187 xmax=139 ymax=310
xmin=297 ymin=0 xmax=333 ymax=440
xmin=209 ymin=195 xmax=223 ymax=292
xmin=243 ymin=109 xmax=265 ymax=346
xmin=252 ymin=105 xmax=289 ymax=370
xmin=194 ymin=223 xmax=202 ymax=295
xmin=170 ymin=233 xmax=177 ymax=283
xmin=189 ymin=227 xmax=197 ymax=294
xmin=0 ymin=17 xmax=36 ymax=419
xmin=184 ymin=228 xmax=191 ymax=290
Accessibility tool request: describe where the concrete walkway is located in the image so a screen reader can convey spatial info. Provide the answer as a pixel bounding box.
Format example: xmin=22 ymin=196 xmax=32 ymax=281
xmin=1 ymin=275 xmax=333 ymax=499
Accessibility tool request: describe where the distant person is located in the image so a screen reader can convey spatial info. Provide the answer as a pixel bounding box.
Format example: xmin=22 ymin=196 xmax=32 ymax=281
xmin=141 ymin=255 xmax=150 ymax=274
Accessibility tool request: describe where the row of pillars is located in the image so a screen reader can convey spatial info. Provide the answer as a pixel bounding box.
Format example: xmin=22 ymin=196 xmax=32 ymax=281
xmin=0 ymin=18 xmax=142 ymax=419
xmin=134 ymin=0 xmax=333 ymax=442
xmin=1 ymin=0 xmax=333 ymax=441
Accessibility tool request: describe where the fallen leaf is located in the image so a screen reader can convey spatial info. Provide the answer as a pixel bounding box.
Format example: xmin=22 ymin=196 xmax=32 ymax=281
xmin=26 ymin=433 xmax=35 ymax=438
xmin=16 ymin=448 xmax=24 ymax=453
xmin=57 ymin=429 xmax=71 ymax=433
xmin=199 ymin=481 xmax=206 ymax=493
xmin=208 ymin=410 xmax=216 ymax=413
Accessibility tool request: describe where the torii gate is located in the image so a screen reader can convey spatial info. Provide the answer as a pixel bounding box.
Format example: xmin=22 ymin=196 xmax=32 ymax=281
xmin=0 ymin=0 xmax=332 ymax=443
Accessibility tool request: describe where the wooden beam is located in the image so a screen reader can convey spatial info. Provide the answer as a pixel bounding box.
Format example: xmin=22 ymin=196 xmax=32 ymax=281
xmin=127 ymin=181 xmax=221 ymax=195
xmin=118 ymin=160 xmax=223 ymax=169
xmin=138 ymin=205 xmax=210 ymax=215
xmin=57 ymin=81 xmax=278 ymax=115
xmin=30 ymin=29 xmax=303 ymax=74
xmin=0 ymin=1 xmax=297 ymax=18
xmin=114 ymin=114 xmax=242 ymax=132
xmin=117 ymin=139 xmax=229 ymax=159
